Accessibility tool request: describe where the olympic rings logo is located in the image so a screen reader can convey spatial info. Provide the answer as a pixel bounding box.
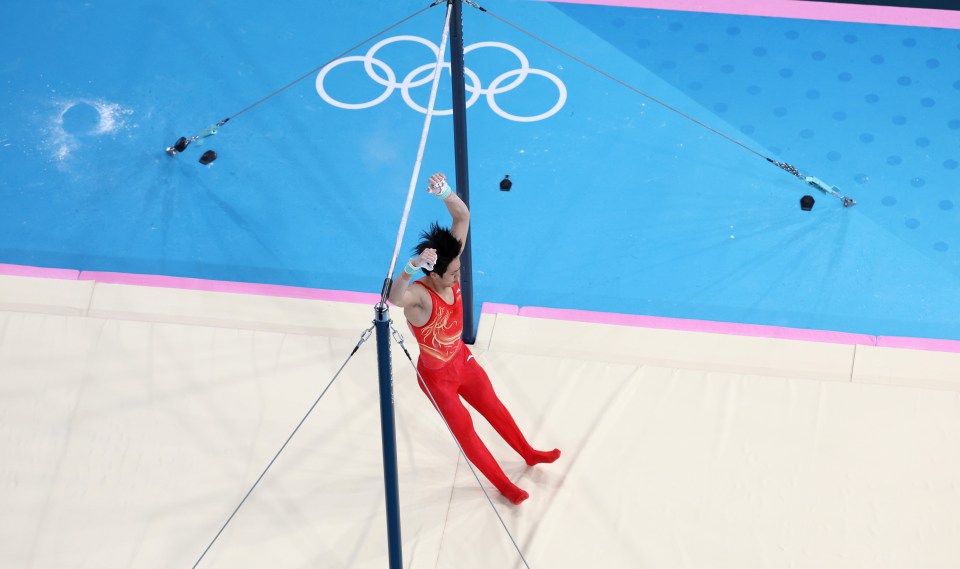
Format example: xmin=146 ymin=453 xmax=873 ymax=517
xmin=316 ymin=35 xmax=567 ymax=123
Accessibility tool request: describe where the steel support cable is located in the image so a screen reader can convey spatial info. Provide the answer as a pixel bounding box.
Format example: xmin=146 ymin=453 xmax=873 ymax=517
xmin=465 ymin=1 xmax=856 ymax=206
xmin=227 ymin=1 xmax=445 ymax=124
xmin=474 ymin=3 xmax=764 ymax=158
xmin=388 ymin=322 xmax=532 ymax=569
xmin=167 ymin=1 xmax=445 ymax=151
xmin=381 ymin=1 xmax=454 ymax=303
xmin=190 ymin=323 xmax=376 ymax=569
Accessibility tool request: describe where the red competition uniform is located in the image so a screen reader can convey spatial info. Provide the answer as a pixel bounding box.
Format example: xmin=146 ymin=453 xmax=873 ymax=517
xmin=409 ymin=281 xmax=556 ymax=504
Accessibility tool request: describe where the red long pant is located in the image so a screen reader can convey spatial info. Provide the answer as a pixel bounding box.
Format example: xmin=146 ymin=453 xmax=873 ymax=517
xmin=417 ymin=344 xmax=532 ymax=498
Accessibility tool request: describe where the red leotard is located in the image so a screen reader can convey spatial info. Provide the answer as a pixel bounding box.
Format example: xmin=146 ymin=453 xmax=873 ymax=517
xmin=408 ymin=281 xmax=464 ymax=370
xmin=408 ymin=281 xmax=558 ymax=504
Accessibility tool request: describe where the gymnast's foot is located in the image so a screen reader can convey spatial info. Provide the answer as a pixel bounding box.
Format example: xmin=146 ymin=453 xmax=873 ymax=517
xmin=525 ymin=448 xmax=561 ymax=466
xmin=503 ymin=485 xmax=530 ymax=505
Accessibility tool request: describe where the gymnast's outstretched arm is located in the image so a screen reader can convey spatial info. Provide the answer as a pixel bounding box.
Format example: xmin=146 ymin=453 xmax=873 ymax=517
xmin=428 ymin=172 xmax=469 ymax=252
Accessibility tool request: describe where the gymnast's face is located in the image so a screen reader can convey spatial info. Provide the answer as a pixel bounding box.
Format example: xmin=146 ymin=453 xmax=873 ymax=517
xmin=431 ymin=256 xmax=461 ymax=289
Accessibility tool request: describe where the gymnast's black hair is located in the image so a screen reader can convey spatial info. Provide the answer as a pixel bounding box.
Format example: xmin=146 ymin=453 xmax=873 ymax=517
xmin=414 ymin=222 xmax=463 ymax=276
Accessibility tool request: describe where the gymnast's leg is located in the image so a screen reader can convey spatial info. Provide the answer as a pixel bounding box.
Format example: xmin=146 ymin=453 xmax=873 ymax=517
xmin=457 ymin=350 xmax=561 ymax=467
xmin=417 ymin=363 xmax=530 ymax=505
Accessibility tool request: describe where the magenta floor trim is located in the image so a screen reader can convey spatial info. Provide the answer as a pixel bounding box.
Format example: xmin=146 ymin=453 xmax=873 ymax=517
xmin=76 ymin=271 xmax=383 ymax=304
xmin=542 ymin=0 xmax=960 ymax=29
xmin=517 ymin=305 xmax=878 ymax=346
xmin=875 ymin=336 xmax=960 ymax=353
xmin=2 ymin=264 xmax=957 ymax=352
xmin=480 ymin=302 xmax=521 ymax=315
xmin=0 ymin=263 xmax=80 ymax=280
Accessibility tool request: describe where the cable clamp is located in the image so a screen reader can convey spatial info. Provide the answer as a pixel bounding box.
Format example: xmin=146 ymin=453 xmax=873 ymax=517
xmin=389 ymin=322 xmax=406 ymax=347
xmin=359 ymin=324 xmax=375 ymax=345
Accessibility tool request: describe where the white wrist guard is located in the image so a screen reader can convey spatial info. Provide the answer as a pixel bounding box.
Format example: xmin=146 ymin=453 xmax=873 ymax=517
xmin=405 ymin=258 xmax=434 ymax=275
xmin=430 ymin=180 xmax=453 ymax=200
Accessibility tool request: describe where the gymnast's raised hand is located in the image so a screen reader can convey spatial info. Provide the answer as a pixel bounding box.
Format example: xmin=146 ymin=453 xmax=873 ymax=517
xmin=410 ymin=248 xmax=437 ymax=273
xmin=426 ymin=172 xmax=451 ymax=198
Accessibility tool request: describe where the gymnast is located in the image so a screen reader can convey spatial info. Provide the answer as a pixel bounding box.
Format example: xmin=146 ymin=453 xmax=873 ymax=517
xmin=388 ymin=172 xmax=560 ymax=505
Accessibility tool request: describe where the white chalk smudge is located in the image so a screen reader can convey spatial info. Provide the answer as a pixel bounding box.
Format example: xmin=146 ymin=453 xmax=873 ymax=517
xmin=47 ymin=98 xmax=134 ymax=163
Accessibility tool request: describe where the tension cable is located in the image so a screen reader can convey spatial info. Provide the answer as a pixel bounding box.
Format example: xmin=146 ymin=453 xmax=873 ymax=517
xmin=165 ymin=1 xmax=445 ymax=161
xmin=468 ymin=1 xmax=856 ymax=207
xmin=190 ymin=323 xmax=375 ymax=569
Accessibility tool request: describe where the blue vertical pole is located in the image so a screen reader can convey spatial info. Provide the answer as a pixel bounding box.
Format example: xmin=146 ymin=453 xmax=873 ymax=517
xmin=374 ymin=302 xmax=403 ymax=568
xmin=448 ymin=0 xmax=477 ymax=345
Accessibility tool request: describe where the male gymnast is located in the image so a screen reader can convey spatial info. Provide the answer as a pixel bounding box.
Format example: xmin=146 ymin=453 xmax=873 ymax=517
xmin=388 ymin=172 xmax=560 ymax=505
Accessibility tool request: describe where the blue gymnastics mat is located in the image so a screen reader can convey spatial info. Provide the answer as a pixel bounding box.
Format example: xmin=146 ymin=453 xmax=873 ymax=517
xmin=0 ymin=0 xmax=958 ymax=339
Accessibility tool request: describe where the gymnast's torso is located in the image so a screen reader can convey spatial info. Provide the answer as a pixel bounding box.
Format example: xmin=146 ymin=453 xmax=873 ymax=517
xmin=407 ymin=280 xmax=463 ymax=369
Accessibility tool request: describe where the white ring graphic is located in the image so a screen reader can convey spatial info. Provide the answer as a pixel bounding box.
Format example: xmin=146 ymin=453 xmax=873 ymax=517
xmin=316 ymin=35 xmax=566 ymax=122
xmin=401 ymin=63 xmax=483 ymax=115
xmin=365 ymin=35 xmax=438 ymax=88
xmin=316 ymin=56 xmax=395 ymax=110
xmin=486 ymin=68 xmax=567 ymax=123
xmin=464 ymin=41 xmax=530 ymax=95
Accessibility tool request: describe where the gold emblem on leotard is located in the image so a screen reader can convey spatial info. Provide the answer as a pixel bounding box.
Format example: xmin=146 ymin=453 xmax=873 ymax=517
xmin=419 ymin=309 xmax=460 ymax=363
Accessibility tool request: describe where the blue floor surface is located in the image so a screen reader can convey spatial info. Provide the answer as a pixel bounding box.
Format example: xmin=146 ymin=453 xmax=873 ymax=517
xmin=1 ymin=0 xmax=958 ymax=339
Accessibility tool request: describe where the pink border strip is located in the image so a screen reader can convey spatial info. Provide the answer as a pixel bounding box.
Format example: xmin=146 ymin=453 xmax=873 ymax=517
xmin=481 ymin=302 xmax=520 ymax=315
xmin=542 ymin=0 xmax=960 ymax=29
xmin=77 ymin=271 xmax=382 ymax=304
xmin=0 ymin=263 xmax=80 ymax=280
xmin=876 ymin=336 xmax=960 ymax=353
xmin=2 ymin=263 xmax=958 ymax=352
xmin=518 ymin=306 xmax=877 ymax=345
